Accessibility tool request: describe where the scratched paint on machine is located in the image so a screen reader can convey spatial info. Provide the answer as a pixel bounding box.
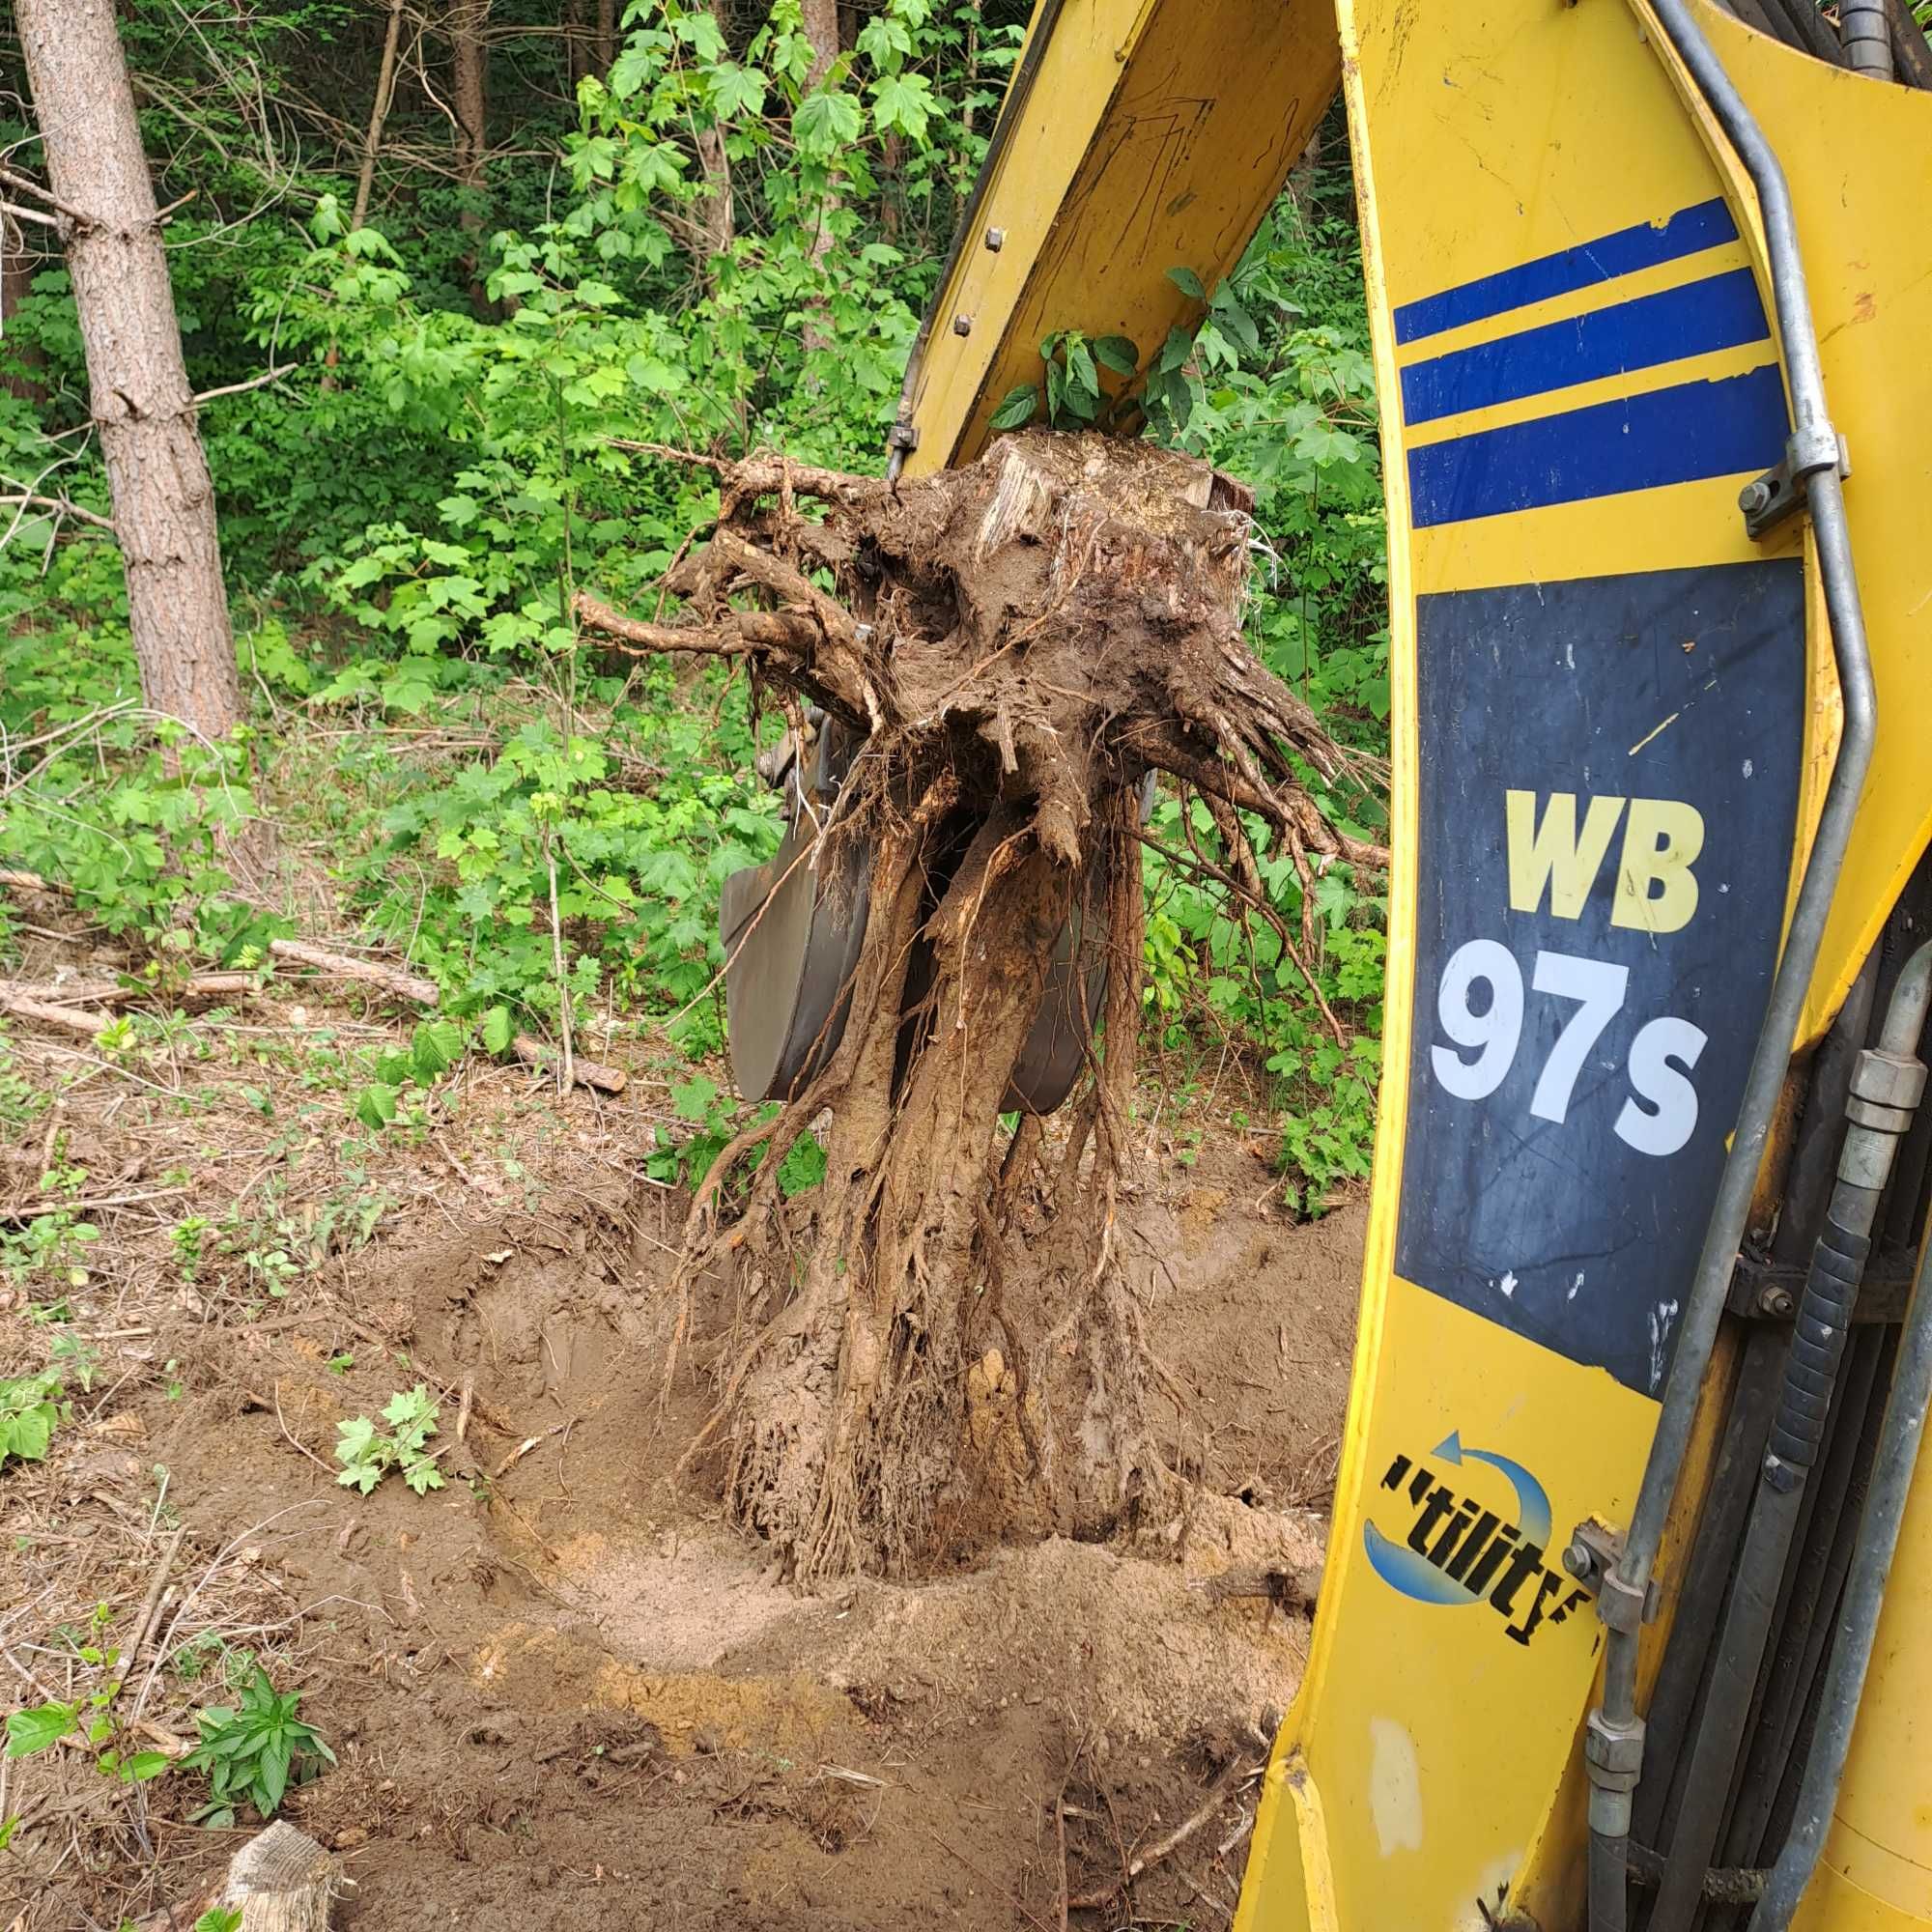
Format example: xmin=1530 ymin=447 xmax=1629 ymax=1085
xmin=1394 ymin=561 xmax=1804 ymax=1395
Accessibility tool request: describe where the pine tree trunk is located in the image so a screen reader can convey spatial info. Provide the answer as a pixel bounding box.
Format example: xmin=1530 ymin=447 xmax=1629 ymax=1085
xmin=693 ymin=0 xmax=735 ymax=280
xmin=799 ymin=0 xmax=840 ymax=353
xmin=450 ymin=0 xmax=491 ymax=308
xmin=15 ymin=0 xmax=243 ymax=744
xmin=0 ymin=213 xmax=47 ymax=405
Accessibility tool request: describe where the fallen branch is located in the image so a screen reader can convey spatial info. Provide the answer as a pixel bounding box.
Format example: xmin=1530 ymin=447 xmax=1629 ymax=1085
xmin=268 ymin=942 xmax=624 ymax=1094
xmin=267 ymin=939 xmax=440 ymax=1007
xmin=0 ymin=923 xmax=623 ymax=1097
xmin=0 ymin=991 xmax=109 ymax=1037
xmin=0 ymin=1185 xmax=188 ymax=1224
xmin=0 ymin=972 xmax=256 ymax=1008
xmin=510 ymin=1034 xmax=626 ymax=1094
xmin=1066 ymin=1755 xmax=1261 ymax=1910
xmin=0 ymin=869 xmax=69 ymax=895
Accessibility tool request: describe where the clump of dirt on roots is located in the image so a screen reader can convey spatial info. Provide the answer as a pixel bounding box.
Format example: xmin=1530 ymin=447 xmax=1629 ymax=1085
xmin=579 ymin=431 xmax=1384 ymax=1586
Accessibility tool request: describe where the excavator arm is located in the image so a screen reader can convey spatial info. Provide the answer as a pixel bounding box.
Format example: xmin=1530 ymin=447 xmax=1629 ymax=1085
xmin=888 ymin=4 xmax=1932 ymax=1930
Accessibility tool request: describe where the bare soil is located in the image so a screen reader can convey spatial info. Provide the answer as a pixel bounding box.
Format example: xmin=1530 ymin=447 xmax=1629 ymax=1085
xmin=0 ymin=944 xmax=1362 ymax=1931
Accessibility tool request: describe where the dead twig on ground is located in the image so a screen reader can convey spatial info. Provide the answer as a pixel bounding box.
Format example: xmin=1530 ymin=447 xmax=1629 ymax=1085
xmin=488 ymin=1418 xmax=575 ymax=1482
xmin=124 ymin=1528 xmax=185 ymax=1675
xmin=1065 ymin=1755 xmax=1262 ymax=1911
xmin=0 ymin=1185 xmax=187 ymax=1224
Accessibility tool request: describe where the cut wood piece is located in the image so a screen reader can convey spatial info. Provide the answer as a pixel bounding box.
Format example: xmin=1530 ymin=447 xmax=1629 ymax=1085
xmin=0 ymin=973 xmax=256 ymax=1008
xmin=223 ymin=1820 xmax=337 ymax=1930
xmin=267 ymin=940 xmax=440 ymax=1008
xmin=0 ymin=991 xmax=109 ymax=1037
xmin=511 ymin=1034 xmax=626 ymax=1094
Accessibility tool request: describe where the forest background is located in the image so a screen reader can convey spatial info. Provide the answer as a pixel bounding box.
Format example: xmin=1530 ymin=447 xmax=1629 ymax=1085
xmin=0 ymin=0 xmax=1396 ymax=1214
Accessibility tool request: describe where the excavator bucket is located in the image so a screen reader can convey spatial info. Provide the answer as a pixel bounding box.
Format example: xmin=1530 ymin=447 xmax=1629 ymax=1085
xmin=891 ymin=0 xmax=1932 ymax=1926
xmin=721 ymin=723 xmax=1120 ymax=1117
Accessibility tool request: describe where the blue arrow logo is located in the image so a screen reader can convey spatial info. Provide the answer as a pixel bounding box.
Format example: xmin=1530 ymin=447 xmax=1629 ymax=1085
xmin=1363 ymin=1431 xmax=1554 ymax=1609
xmin=1364 ymin=1520 xmax=1482 ymax=1605
xmin=1432 ymin=1431 xmax=1551 ymax=1548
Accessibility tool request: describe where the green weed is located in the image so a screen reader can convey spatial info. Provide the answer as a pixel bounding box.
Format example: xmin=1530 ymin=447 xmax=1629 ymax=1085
xmin=334 ymin=1385 xmax=445 ymax=1495
xmin=182 ymin=1669 xmax=335 ymax=1826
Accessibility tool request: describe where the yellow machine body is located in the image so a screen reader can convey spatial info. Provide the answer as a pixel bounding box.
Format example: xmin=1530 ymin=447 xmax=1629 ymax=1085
xmin=904 ymin=1 xmax=1932 ymax=1926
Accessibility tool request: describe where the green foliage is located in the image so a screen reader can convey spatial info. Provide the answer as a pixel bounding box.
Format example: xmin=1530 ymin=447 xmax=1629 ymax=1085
xmin=0 ymin=1026 xmax=45 ymax=1126
xmin=336 ymin=702 xmax=779 ymax=1039
xmin=4 ymin=1615 xmax=172 ymax=1786
xmin=182 ymin=1669 xmax=336 ymax=1826
xmin=0 ymin=636 xmax=269 ymax=965
xmin=0 ymin=1369 xmax=68 ymax=1465
xmin=777 ymin=1129 xmax=828 ymax=1200
xmin=0 ymin=1208 xmax=100 ymax=1291
xmin=334 ymin=1385 xmax=446 ymax=1495
xmin=0 ymin=12 xmax=1392 ymax=1215
xmin=353 ymin=1018 xmax=467 ymax=1131
xmin=992 ymin=327 xmax=1144 ymax=432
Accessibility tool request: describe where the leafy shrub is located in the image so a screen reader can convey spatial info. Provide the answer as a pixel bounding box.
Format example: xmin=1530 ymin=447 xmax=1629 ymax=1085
xmin=335 ymin=1385 xmax=445 ymax=1495
xmin=183 ymin=1670 xmax=335 ymax=1825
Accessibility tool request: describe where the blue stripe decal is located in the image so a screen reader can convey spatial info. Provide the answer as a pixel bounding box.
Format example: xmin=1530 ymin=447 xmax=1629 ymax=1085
xmin=1393 ymin=199 xmax=1739 ymax=346
xmin=1407 ymin=363 xmax=1787 ymax=528
xmin=1401 ymin=269 xmax=1769 ymax=427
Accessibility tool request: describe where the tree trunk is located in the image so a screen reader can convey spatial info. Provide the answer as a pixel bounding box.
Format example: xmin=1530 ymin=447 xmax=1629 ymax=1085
xmin=594 ymin=0 xmax=616 ymax=74
xmin=802 ymin=0 xmax=838 ymax=88
xmin=15 ymin=0 xmax=244 ymax=745
xmin=578 ymin=435 xmax=1381 ymax=1583
xmin=799 ymin=0 xmax=840 ymax=353
xmin=0 ymin=213 xmax=47 ymax=405
xmin=351 ymin=0 xmax=406 ymax=233
xmin=693 ymin=0 xmax=735 ymax=280
xmin=962 ymin=12 xmax=980 ymax=140
xmin=450 ymin=0 xmax=491 ymax=308
xmin=879 ymin=129 xmax=903 ymax=242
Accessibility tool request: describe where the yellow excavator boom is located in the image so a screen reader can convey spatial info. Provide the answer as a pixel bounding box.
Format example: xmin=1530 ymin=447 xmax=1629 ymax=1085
xmin=895 ymin=3 xmax=1932 ymax=1927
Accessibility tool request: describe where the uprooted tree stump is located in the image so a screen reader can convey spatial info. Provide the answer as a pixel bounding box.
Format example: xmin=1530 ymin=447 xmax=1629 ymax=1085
xmin=579 ymin=430 xmax=1384 ymax=1585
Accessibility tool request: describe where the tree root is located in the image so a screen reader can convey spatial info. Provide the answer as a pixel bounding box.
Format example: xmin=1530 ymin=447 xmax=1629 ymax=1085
xmin=589 ymin=430 xmax=1378 ymax=1579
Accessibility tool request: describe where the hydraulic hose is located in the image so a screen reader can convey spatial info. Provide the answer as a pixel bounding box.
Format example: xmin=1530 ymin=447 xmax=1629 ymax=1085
xmin=1583 ymin=5 xmax=1879 ymax=1927
xmin=1838 ymin=0 xmax=1895 ymax=77
xmin=1748 ymin=1218 xmax=1932 ymax=1929
xmin=1646 ymin=947 xmax=1931 ymax=1932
